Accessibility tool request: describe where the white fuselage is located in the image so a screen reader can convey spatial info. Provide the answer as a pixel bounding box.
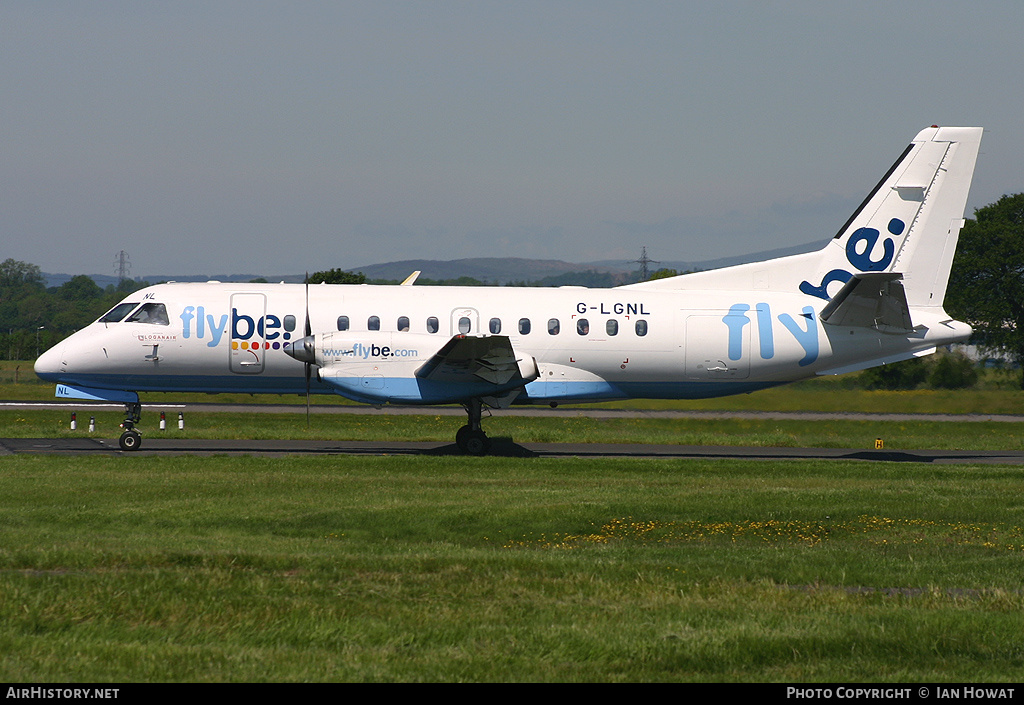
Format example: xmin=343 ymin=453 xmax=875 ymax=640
xmin=34 ymin=280 xmax=970 ymax=405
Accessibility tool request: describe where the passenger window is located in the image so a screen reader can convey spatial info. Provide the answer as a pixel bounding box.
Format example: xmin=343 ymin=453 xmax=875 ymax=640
xmin=576 ymin=318 xmax=589 ymax=335
xmin=548 ymin=318 xmax=560 ymax=335
xmin=284 ymin=315 xmax=297 ymax=334
xmin=368 ymin=315 xmax=380 ymax=331
xmin=458 ymin=317 xmax=471 ymax=334
xmin=606 ymin=319 xmax=618 ymax=336
xmin=489 ymin=318 xmax=501 ymax=334
xmin=426 ymin=316 xmax=439 ymax=334
xmin=126 ymin=303 xmax=169 ymax=326
xmin=518 ymin=318 xmax=531 ymax=335
xmin=397 ymin=316 xmax=410 ymax=332
xmin=98 ymin=302 xmax=138 ymax=323
xmin=636 ymin=319 xmax=648 ymax=336
xmin=337 ymin=316 xmax=349 ymax=331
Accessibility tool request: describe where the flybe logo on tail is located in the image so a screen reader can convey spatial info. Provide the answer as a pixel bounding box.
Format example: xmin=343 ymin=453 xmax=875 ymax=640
xmin=179 ymin=306 xmax=297 ymax=348
xmin=799 ymin=218 xmax=904 ymax=300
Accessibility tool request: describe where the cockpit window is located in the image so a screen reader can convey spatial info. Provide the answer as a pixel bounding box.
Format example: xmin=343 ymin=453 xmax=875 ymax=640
xmin=125 ymin=303 xmax=170 ymax=326
xmin=98 ymin=302 xmax=139 ymax=323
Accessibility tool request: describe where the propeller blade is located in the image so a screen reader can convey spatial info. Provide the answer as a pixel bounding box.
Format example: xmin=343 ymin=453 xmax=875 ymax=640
xmin=304 ymin=274 xmax=311 ymax=426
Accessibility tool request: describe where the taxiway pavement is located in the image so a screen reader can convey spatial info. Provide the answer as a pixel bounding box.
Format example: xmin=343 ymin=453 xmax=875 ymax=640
xmin=2 ymin=437 xmax=1023 ymax=464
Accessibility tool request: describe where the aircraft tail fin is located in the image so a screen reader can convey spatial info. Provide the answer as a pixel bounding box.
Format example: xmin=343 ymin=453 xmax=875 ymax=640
xmin=623 ymin=126 xmax=983 ymax=310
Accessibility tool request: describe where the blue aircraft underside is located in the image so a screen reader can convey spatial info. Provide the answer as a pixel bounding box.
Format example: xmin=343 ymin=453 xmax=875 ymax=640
xmin=48 ymin=372 xmax=783 ymax=404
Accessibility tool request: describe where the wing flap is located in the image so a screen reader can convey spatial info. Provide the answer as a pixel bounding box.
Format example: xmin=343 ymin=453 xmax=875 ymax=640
xmin=416 ymin=335 xmax=539 ymax=386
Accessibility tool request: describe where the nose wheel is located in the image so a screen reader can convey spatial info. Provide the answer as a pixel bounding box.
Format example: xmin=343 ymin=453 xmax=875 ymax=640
xmin=119 ymin=402 xmax=143 ymax=451
xmin=119 ymin=428 xmax=142 ymax=451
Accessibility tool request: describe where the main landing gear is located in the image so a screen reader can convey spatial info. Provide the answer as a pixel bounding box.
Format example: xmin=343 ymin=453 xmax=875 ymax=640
xmin=455 ymin=398 xmax=491 ymax=455
xmin=119 ymin=402 xmax=143 ymax=451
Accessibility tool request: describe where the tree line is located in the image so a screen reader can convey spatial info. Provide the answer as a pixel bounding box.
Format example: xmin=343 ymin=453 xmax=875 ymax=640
xmin=0 ymin=260 xmax=149 ymax=359
xmin=946 ymin=192 xmax=1024 ymax=387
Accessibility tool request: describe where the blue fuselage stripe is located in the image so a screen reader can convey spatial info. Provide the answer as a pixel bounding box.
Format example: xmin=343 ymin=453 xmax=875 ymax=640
xmin=41 ymin=371 xmax=781 ymax=403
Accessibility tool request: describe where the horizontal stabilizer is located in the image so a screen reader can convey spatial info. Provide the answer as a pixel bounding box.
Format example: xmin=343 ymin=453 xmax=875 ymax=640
xmin=819 ymin=272 xmax=913 ymax=333
xmin=817 ymin=347 xmax=936 ymax=376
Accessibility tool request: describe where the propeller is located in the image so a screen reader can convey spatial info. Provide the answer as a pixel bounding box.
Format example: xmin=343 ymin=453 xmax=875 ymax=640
xmin=283 ymin=274 xmax=316 ymax=425
xmin=304 ymin=273 xmax=311 ymax=426
xmin=282 ymin=274 xmax=321 ymax=426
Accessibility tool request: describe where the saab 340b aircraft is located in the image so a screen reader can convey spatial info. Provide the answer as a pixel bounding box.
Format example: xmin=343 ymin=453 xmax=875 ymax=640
xmin=35 ymin=126 xmax=983 ymax=454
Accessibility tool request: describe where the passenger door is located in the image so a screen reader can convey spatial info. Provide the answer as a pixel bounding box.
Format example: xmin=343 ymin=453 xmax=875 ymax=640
xmin=229 ymin=292 xmax=267 ymax=374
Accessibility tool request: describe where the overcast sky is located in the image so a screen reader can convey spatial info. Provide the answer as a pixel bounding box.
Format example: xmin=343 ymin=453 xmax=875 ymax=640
xmin=3 ymin=1 xmax=1022 ymax=278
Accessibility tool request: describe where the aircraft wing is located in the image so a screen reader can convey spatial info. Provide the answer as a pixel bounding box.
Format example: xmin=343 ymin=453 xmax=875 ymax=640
xmin=819 ymin=272 xmax=914 ymax=333
xmin=416 ymin=335 xmax=538 ymax=386
xmin=288 ymin=331 xmax=540 ymax=405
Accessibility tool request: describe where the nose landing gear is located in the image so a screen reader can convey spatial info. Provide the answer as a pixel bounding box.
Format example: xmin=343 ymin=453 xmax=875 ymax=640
xmin=119 ymin=402 xmax=143 ymax=451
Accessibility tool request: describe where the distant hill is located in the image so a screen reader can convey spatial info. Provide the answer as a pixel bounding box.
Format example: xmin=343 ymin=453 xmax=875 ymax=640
xmin=586 ymin=240 xmax=824 ymax=276
xmin=42 ymin=240 xmax=824 ymax=290
xmin=348 ymin=240 xmax=822 ymax=283
xmin=42 ymin=272 xmax=126 ymax=289
xmin=347 ymin=257 xmax=627 ymax=283
xmin=42 ymin=272 xmax=306 ymax=288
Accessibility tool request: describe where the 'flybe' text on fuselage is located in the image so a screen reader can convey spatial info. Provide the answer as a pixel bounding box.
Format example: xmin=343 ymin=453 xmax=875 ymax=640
xmin=724 ymin=303 xmax=819 ymax=366
xmin=179 ymin=306 xmax=298 ymax=348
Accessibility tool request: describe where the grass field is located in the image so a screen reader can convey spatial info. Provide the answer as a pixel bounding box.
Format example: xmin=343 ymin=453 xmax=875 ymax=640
xmin=2 ymin=454 xmax=1024 ymax=682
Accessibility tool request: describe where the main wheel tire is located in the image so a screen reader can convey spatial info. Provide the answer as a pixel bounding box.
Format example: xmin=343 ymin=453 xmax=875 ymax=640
xmin=462 ymin=430 xmax=491 ymax=456
xmin=455 ymin=425 xmax=472 ymax=452
xmin=119 ymin=430 xmax=142 ymax=451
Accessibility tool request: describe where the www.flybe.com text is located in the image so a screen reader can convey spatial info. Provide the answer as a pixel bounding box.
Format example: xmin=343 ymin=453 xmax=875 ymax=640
xmin=325 ymin=343 xmax=420 ymax=359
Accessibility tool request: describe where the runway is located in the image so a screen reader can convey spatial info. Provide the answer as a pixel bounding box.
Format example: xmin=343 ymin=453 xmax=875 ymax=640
xmin=3 ymin=436 xmax=1023 ymax=464
xmin=4 ymin=399 xmax=1023 ymax=463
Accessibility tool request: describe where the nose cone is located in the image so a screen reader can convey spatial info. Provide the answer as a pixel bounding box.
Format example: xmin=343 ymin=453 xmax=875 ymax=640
xmin=34 ymin=342 xmax=67 ymax=381
xmin=282 ymin=335 xmax=317 ymax=364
